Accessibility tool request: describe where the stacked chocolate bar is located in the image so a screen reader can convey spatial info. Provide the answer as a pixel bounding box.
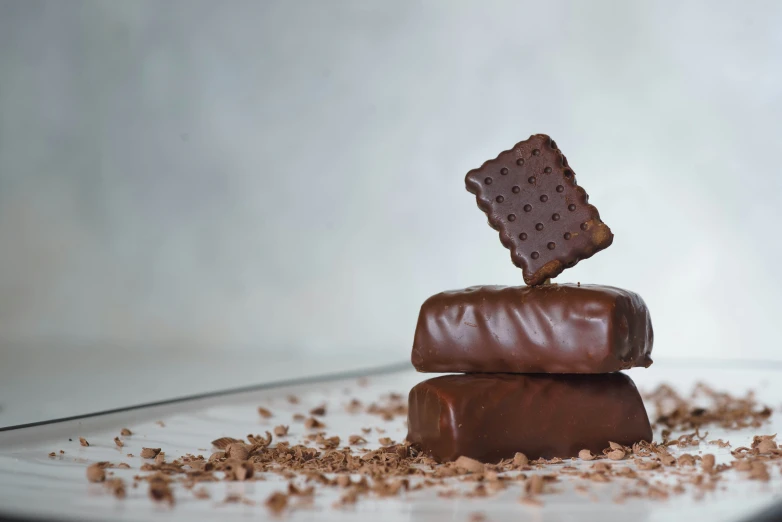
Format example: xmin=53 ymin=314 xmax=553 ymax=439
xmin=406 ymin=135 xmax=654 ymax=463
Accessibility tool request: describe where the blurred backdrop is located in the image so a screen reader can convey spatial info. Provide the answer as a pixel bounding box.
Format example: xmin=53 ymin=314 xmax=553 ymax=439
xmin=1 ymin=1 xmax=781 ymax=424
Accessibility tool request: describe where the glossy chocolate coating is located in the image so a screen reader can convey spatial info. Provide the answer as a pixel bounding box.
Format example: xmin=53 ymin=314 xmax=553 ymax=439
xmin=412 ymin=284 xmax=653 ymax=374
xmin=407 ymin=373 xmax=652 ymax=463
xmin=465 ymin=134 xmax=612 ymax=286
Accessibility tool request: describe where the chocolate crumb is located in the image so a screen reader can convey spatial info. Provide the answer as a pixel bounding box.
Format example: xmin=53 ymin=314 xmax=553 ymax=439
xmin=105 ymin=478 xmax=126 ymax=499
xmin=513 ymin=452 xmax=529 ymax=467
xmin=155 ymin=421 xmax=165 ymax=428
xmin=702 ymin=454 xmax=715 ymax=472
xmin=349 ymin=435 xmax=367 ymax=445
xmin=86 ymin=463 xmax=105 ymax=483
xmin=274 ymin=425 xmax=290 ymax=437
xmin=470 ymin=513 xmax=487 ymax=522
xmin=225 ymin=443 xmax=250 ymax=461
xmin=48 ymin=452 xmax=56 ymax=458
xmin=120 ymin=428 xmax=132 ymax=436
xmin=140 ymin=448 xmax=162 ymax=459
xmin=211 ymin=437 xmax=243 ymax=449
xmin=304 ymin=417 xmax=325 ymax=430
xmin=114 ymin=437 xmax=124 ymax=448
xmin=193 ymin=487 xmax=210 ymax=499
xmin=309 ymin=405 xmax=327 ymax=416
xmin=79 ymin=437 xmax=89 ymax=447
xmin=265 ymin=491 xmax=289 ymax=514
xmin=607 ymin=449 xmax=625 ymax=461
xmin=258 ymin=407 xmax=273 ymax=419
xmin=454 ymin=456 xmax=485 ymax=474
xmin=579 ymin=449 xmax=596 ymax=461
xmin=148 ymin=474 xmax=175 ymax=505
xmin=378 ymin=437 xmax=395 ymax=446
xmin=287 ymin=395 xmax=300 ymax=405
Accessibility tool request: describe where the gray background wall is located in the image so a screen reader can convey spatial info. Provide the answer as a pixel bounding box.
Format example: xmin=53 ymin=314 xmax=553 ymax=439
xmin=1 ymin=0 xmax=781 ymax=375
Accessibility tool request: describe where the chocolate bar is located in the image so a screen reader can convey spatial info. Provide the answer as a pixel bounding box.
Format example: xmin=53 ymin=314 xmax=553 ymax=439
xmin=465 ymin=134 xmax=612 ymax=285
xmin=407 ymin=373 xmax=652 ymax=463
xmin=412 ymin=284 xmax=653 ymax=374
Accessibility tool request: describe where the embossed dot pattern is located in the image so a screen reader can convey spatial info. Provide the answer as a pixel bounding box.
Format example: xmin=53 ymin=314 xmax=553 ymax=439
xmin=464 ymin=134 xmax=613 ymax=285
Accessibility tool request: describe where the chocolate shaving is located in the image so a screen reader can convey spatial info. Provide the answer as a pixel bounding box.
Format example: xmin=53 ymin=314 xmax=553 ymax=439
xmin=304 ymin=417 xmax=325 ymax=430
xmin=140 ymin=448 xmax=162 ymax=459
xmin=79 ymin=437 xmax=89 ymax=447
xmin=274 ymin=425 xmax=290 ymax=437
xmin=120 ymin=428 xmax=132 ymax=436
xmin=258 ymin=407 xmax=273 ymax=419
xmin=309 ymin=405 xmax=327 ymax=416
xmin=114 ymin=437 xmax=124 ymax=448
xmin=86 ymin=463 xmax=106 ymax=483
xmin=211 ymin=437 xmax=243 ymax=450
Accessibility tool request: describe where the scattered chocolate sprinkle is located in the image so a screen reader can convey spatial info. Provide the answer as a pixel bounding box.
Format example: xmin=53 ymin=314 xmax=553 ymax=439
xmin=274 ymin=425 xmax=290 ymax=437
xmin=120 ymin=428 xmax=132 ymax=436
xmin=287 ymin=395 xmax=300 ymax=405
xmin=140 ymin=448 xmax=162 ymax=459
xmin=79 ymin=437 xmax=89 ymax=447
xmin=378 ymin=437 xmax=395 ymax=446
xmin=117 ymin=463 xmax=131 ymax=469
xmin=48 ymin=452 xmax=56 ymax=458
xmin=258 ymin=407 xmax=273 ymax=419
xmin=114 ymin=437 xmax=124 ymax=448
xmin=349 ymin=435 xmax=367 ymax=445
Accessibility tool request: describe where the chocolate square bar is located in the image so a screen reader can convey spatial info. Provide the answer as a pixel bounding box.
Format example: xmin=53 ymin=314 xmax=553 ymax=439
xmin=412 ymin=284 xmax=653 ymax=374
xmin=465 ymin=134 xmax=612 ymax=285
xmin=407 ymin=373 xmax=652 ymax=463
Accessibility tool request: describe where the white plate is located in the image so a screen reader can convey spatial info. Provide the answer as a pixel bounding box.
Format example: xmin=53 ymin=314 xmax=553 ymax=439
xmin=1 ymin=359 xmax=781 ymax=522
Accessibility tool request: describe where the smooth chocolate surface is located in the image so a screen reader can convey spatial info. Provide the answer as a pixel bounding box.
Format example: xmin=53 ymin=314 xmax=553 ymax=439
xmin=407 ymin=373 xmax=652 ymax=463
xmin=465 ymin=134 xmax=612 ymax=286
xmin=412 ymin=284 xmax=653 ymax=374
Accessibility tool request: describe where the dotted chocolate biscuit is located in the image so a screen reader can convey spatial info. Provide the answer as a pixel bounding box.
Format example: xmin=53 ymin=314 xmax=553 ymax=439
xmin=465 ymin=134 xmax=613 ymax=285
